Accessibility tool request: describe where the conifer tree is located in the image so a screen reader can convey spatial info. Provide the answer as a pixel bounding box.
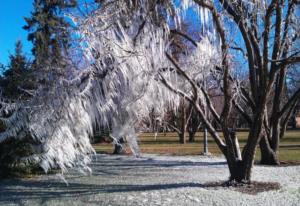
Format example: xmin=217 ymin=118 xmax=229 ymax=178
xmin=0 ymin=40 xmax=31 ymax=99
xmin=23 ymin=0 xmax=77 ymax=67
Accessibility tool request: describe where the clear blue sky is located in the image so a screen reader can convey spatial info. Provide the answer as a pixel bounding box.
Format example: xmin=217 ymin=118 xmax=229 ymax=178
xmin=0 ymin=0 xmax=33 ymax=65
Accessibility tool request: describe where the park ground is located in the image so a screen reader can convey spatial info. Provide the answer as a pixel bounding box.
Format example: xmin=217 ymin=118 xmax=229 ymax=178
xmin=93 ymin=130 xmax=300 ymax=163
xmin=0 ymin=154 xmax=299 ymax=206
xmin=0 ymin=130 xmax=299 ymax=206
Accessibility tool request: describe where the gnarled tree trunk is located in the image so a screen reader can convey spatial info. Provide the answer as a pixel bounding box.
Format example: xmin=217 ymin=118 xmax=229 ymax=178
xmin=259 ymin=133 xmax=280 ymax=165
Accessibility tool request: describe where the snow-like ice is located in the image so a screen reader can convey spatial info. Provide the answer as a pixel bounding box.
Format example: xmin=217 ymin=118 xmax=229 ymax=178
xmin=0 ymin=154 xmax=299 ymax=206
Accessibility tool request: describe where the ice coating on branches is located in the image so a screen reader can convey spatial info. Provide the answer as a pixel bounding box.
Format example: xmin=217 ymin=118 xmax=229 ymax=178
xmin=76 ymin=0 xmax=177 ymax=156
xmin=0 ymin=0 xmax=219 ymax=174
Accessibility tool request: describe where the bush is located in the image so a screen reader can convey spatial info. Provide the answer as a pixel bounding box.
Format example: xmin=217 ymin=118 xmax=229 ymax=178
xmin=0 ymin=137 xmax=42 ymax=178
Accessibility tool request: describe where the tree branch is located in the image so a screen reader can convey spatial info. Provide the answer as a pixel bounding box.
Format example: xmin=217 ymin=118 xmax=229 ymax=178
xmin=165 ymin=52 xmax=198 ymax=102
xmin=232 ymin=98 xmax=252 ymax=126
xmin=278 ymin=87 xmax=300 ymax=117
xmin=200 ymin=86 xmax=221 ymax=125
xmin=158 ymin=72 xmax=227 ymax=152
xmin=170 ymin=29 xmax=198 ymax=47
xmin=216 ymin=0 xmax=258 ymax=101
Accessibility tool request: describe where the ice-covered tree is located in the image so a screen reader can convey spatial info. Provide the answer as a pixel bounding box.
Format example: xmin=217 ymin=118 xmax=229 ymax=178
xmin=2 ymin=0 xmax=299 ymax=185
xmin=0 ymin=0 xmax=226 ymax=180
xmin=0 ymin=0 xmax=180 ymax=175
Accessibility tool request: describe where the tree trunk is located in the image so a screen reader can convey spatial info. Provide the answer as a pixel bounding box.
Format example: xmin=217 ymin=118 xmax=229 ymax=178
xmin=222 ymin=133 xmax=251 ymax=183
xmin=203 ymin=128 xmax=208 ymax=154
xmin=227 ymin=160 xmax=250 ymax=183
xmin=178 ymin=101 xmax=186 ymax=144
xmin=188 ymin=131 xmax=195 ymax=142
xmin=259 ymin=134 xmax=280 ymax=165
xmin=230 ymin=129 xmax=241 ymax=160
xmin=233 ymin=111 xmax=265 ymax=183
xmin=270 ymin=118 xmax=281 ymax=151
xmin=179 ymin=132 xmax=186 ymax=144
xmin=113 ymin=137 xmax=126 ymax=154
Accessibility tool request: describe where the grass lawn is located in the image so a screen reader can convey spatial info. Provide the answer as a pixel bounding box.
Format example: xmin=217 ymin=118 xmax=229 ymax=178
xmin=93 ymin=130 xmax=300 ymax=162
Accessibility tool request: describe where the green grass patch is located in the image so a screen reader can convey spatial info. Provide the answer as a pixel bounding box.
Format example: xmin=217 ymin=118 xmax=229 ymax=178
xmin=93 ymin=130 xmax=300 ymax=162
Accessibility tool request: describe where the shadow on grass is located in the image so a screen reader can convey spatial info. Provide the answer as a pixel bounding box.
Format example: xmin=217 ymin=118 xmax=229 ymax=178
xmin=0 ymin=179 xmax=280 ymax=204
xmin=0 ymin=155 xmax=227 ymax=204
xmin=0 ymin=181 xmax=206 ymax=201
xmin=89 ymin=156 xmax=226 ymax=177
xmin=0 ymin=179 xmax=215 ymax=205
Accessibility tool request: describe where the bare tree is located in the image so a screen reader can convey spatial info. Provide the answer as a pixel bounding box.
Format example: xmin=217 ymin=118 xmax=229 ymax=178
xmin=187 ymin=105 xmax=202 ymax=142
xmin=215 ymin=0 xmax=300 ymax=165
xmin=158 ymin=0 xmax=300 ymax=183
xmin=162 ymin=100 xmax=191 ymax=144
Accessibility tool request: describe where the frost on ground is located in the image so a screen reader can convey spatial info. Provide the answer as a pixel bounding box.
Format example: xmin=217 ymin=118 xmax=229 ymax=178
xmin=0 ymin=154 xmax=299 ymax=206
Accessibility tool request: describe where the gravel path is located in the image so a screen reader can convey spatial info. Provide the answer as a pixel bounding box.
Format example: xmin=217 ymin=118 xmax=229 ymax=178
xmin=0 ymin=154 xmax=299 ymax=206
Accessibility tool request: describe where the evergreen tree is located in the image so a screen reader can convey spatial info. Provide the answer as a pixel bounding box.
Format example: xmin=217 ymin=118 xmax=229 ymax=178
xmin=0 ymin=41 xmax=32 ymax=99
xmin=23 ymin=0 xmax=77 ymax=67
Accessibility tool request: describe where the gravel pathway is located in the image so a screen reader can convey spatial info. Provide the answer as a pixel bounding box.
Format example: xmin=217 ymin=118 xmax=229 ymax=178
xmin=0 ymin=154 xmax=299 ymax=206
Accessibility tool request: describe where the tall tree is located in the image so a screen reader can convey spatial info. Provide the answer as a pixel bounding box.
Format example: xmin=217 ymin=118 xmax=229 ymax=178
xmin=222 ymin=0 xmax=300 ymax=165
xmin=23 ymin=0 xmax=76 ymax=67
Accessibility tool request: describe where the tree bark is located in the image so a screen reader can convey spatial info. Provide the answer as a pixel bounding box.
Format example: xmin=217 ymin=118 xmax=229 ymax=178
xmin=179 ymin=132 xmax=186 ymax=144
xmin=178 ymin=100 xmax=186 ymax=144
xmin=203 ymin=128 xmax=208 ymax=154
xmin=188 ymin=131 xmax=195 ymax=142
xmin=237 ymin=110 xmax=266 ymax=183
xmin=230 ymin=129 xmax=241 ymax=160
xmin=259 ymin=134 xmax=280 ymax=165
xmin=227 ymin=160 xmax=249 ymax=183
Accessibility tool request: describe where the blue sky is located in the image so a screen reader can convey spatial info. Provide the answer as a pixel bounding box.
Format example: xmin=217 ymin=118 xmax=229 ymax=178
xmin=0 ymin=0 xmax=33 ymax=65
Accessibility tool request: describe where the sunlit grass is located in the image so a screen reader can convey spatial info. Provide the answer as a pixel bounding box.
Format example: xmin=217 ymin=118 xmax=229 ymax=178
xmin=93 ymin=130 xmax=300 ymax=162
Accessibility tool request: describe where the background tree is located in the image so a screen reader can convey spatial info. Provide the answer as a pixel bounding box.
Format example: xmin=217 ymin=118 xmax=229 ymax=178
xmin=164 ymin=20 xmax=202 ymax=144
xmin=23 ymin=0 xmax=77 ymax=67
xmin=162 ymin=100 xmax=190 ymax=144
xmin=186 ymin=105 xmax=202 ymax=142
xmin=0 ymin=40 xmax=33 ymax=99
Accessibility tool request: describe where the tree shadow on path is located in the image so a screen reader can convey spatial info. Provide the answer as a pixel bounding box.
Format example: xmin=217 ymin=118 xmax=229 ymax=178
xmin=0 ymin=155 xmax=227 ymax=204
